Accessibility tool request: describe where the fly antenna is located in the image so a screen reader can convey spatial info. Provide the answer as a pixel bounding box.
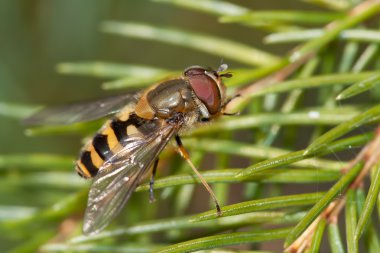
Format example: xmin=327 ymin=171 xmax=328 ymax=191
xmin=217 ymin=62 xmax=231 ymax=78
xmin=217 ymin=63 xmax=228 ymax=73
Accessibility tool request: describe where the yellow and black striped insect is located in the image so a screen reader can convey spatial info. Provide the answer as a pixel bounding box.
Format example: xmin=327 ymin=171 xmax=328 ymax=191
xmin=24 ymin=64 xmax=233 ymax=235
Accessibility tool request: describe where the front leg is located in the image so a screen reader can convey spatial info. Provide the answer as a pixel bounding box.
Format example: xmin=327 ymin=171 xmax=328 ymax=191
xmin=222 ymin=94 xmax=241 ymax=116
xmin=174 ymin=135 xmax=222 ymax=215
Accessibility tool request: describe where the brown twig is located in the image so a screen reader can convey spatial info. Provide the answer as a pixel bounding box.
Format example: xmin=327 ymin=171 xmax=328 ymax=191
xmin=286 ymin=125 xmax=380 ymax=253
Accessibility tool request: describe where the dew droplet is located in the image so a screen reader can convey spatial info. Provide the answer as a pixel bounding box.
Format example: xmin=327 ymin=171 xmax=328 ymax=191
xmin=308 ymin=111 xmax=320 ymax=119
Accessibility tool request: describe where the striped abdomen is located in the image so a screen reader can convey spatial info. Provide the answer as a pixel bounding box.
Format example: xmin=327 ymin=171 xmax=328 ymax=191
xmin=75 ymin=110 xmax=158 ymax=178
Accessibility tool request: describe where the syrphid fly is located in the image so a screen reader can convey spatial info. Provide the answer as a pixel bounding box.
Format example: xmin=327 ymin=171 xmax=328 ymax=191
xmin=24 ymin=64 xmax=234 ymax=235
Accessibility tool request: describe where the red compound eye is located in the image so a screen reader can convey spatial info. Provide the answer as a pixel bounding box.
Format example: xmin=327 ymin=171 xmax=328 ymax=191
xmin=184 ymin=66 xmax=221 ymax=115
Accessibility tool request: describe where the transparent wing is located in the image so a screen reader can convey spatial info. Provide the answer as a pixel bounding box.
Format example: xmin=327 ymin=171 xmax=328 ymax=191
xmin=23 ymin=93 xmax=135 ymax=126
xmin=82 ymin=123 xmax=176 ymax=235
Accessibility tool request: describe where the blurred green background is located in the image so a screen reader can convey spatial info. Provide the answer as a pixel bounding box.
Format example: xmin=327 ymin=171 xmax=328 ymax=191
xmin=0 ymin=0 xmax=316 ymax=155
xmin=4 ymin=1 xmax=372 ymax=252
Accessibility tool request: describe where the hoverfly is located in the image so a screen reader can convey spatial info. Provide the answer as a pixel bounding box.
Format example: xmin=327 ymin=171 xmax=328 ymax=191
xmin=24 ymin=64 xmax=234 ymax=235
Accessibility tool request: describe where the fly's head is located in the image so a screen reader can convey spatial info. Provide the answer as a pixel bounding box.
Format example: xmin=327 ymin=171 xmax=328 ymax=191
xmin=184 ymin=64 xmax=232 ymax=121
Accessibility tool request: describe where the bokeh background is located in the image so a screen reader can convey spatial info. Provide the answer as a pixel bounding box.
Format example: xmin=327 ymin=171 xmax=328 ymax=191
xmin=1 ymin=0 xmax=318 ymax=155
xmin=3 ymin=1 xmax=378 ymax=253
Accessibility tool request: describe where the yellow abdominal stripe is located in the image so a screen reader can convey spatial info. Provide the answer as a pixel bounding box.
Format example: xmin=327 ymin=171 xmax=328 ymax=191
xmin=88 ymin=145 xmax=104 ymax=168
xmin=103 ymin=127 xmax=119 ymax=150
xmin=116 ymin=104 xmax=134 ymax=121
xmin=76 ymin=161 xmax=91 ymax=178
xmin=127 ymin=125 xmax=139 ymax=136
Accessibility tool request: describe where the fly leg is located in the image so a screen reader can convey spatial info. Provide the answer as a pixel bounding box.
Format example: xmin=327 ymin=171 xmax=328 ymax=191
xmin=174 ymin=135 xmax=222 ymax=216
xmin=222 ymin=94 xmax=241 ymax=116
xmin=149 ymin=158 xmax=159 ymax=203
